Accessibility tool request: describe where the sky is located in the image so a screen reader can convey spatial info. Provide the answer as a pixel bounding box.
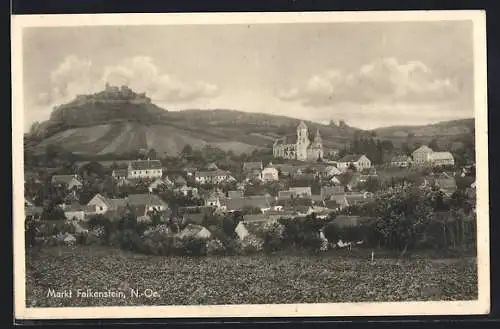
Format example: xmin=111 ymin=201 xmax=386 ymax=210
xmin=22 ymin=20 xmax=475 ymax=132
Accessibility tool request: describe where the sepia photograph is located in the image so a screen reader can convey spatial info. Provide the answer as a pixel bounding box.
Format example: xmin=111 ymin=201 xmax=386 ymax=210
xmin=12 ymin=11 xmax=489 ymax=319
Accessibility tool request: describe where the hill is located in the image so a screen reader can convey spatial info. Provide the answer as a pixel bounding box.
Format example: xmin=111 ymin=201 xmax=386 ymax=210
xmin=371 ymin=118 xmax=474 ymax=149
xmin=24 ymin=86 xmax=361 ymax=157
xmin=24 ymin=85 xmax=474 ymax=157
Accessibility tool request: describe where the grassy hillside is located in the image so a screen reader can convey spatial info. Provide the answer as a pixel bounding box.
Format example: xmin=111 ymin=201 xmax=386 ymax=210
xmin=24 ymin=86 xmax=474 ymax=157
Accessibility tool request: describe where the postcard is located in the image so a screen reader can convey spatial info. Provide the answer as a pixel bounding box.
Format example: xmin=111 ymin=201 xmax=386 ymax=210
xmin=12 ymin=10 xmax=489 ymax=320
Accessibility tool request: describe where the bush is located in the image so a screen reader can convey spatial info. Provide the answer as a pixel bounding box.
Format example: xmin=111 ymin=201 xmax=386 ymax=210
xmin=241 ymin=235 xmax=264 ymax=254
xmin=262 ymin=222 xmax=286 ymax=254
xmin=174 ymin=236 xmax=207 ymax=256
xmin=206 ymin=238 xmax=226 ymax=255
xmin=84 ymin=232 xmax=104 ymax=246
xmin=109 ymin=229 xmax=142 ymax=251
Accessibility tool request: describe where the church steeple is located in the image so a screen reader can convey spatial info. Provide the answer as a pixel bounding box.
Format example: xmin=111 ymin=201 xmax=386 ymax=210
xmin=313 ymin=128 xmax=322 ymax=145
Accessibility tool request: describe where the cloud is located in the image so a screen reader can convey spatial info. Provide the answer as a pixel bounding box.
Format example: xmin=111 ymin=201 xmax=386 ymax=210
xmin=278 ymin=57 xmax=459 ymax=107
xmin=39 ymin=55 xmax=218 ymax=107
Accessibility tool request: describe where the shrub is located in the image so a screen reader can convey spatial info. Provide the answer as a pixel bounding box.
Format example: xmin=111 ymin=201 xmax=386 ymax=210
xmin=241 ymin=235 xmax=264 ymax=254
xmin=262 ymin=222 xmax=286 ymax=254
xmin=84 ymin=232 xmax=104 ymax=246
xmin=174 ymin=236 xmax=208 ymax=256
xmin=206 ymin=238 xmax=226 ymax=255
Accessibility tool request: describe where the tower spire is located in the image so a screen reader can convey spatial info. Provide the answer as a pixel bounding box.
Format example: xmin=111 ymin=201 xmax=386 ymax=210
xmin=314 ymin=128 xmax=322 ymax=144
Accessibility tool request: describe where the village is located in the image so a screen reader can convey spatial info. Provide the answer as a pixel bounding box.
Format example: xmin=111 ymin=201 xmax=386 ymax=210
xmin=23 ymin=121 xmax=476 ymax=253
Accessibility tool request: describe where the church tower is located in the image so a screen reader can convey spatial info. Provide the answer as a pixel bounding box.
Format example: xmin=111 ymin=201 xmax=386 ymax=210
xmin=306 ymin=128 xmax=324 ymax=161
xmin=313 ymin=128 xmax=322 ymax=146
xmin=296 ymin=121 xmax=310 ymax=161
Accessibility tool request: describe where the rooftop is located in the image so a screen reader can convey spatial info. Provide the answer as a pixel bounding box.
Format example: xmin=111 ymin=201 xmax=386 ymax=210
xmin=338 ymin=154 xmax=365 ymax=162
xmin=129 ymin=160 xmax=162 ymax=170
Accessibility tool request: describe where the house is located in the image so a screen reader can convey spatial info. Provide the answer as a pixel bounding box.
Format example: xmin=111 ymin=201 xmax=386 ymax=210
xmin=206 ymin=163 xmax=219 ymax=171
xmin=222 ymin=195 xmax=274 ymax=213
xmin=288 ymin=186 xmax=312 ymax=197
xmin=171 ymin=175 xmax=187 ymax=187
xmin=345 ymin=192 xmax=374 ymax=206
xmin=127 ymin=159 xmax=163 ymax=180
xmin=311 ymin=194 xmax=325 ymax=206
xmin=430 ymin=152 xmax=455 ymax=167
xmin=291 ymin=172 xmax=316 ymax=182
xmin=126 ymin=193 xmax=169 ymax=212
xmin=321 ymin=186 xmax=346 ymax=200
xmin=51 ymin=175 xmax=83 ymax=190
xmin=245 ymin=170 xmax=262 ymax=182
xmin=25 ymin=206 xmax=43 ymax=221
xmin=390 ymin=155 xmax=412 ymax=167
xmin=177 ymin=224 xmax=212 ymax=240
xmin=261 ymin=165 xmax=279 ymax=182
xmin=87 ymin=193 xmax=113 ymax=214
xmin=243 ymin=213 xmax=282 ymax=223
xmin=323 ymin=165 xmax=342 ymax=177
xmin=116 ymin=177 xmax=132 ymax=187
xmin=235 ymin=221 xmax=251 ymax=240
xmin=234 ymin=220 xmax=276 ymax=244
xmin=434 ymin=177 xmax=458 ymax=196
xmin=148 ymin=178 xmax=172 ymax=193
xmin=337 ymin=154 xmax=371 ymax=171
xmin=272 ymin=164 xmax=295 ymax=177
xmin=347 ymin=173 xmax=378 ymax=191
xmin=412 ymin=145 xmax=434 ymax=165
xmin=326 ymin=148 xmax=340 ymax=159
xmin=243 ymin=162 xmax=263 ymax=173
xmin=59 ymin=204 xmax=95 ymax=221
xmin=86 ymin=193 xmax=127 ymax=215
xmin=277 ymin=197 xmax=313 ymax=209
xmin=175 ymin=186 xmax=199 ymax=198
xmin=183 ymin=167 xmax=198 ymax=177
xmin=179 ymin=206 xmax=214 ymax=225
xmin=227 ymin=190 xmax=244 ymax=198
xmin=330 ymin=176 xmax=341 ymax=185
xmin=204 ymin=192 xmax=223 ymax=208
xmin=195 ymin=170 xmax=234 ymax=185
xmin=112 ymin=169 xmax=128 ymax=180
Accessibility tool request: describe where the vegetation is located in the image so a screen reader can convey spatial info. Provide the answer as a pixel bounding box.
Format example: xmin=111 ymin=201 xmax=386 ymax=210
xmin=26 ymin=246 xmax=478 ymax=307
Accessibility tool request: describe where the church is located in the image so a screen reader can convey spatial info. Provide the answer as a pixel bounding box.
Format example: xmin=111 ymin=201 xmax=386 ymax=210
xmin=272 ymin=121 xmax=324 ymax=162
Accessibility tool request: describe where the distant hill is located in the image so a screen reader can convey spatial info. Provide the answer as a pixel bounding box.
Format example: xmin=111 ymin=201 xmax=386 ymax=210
xmin=24 ymin=86 xmax=361 ymax=157
xmin=24 ymin=85 xmax=474 ymax=157
xmin=371 ymin=118 xmax=474 ymax=149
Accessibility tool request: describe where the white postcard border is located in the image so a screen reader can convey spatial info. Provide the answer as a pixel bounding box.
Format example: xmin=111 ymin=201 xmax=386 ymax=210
xmin=11 ymin=10 xmax=489 ymax=320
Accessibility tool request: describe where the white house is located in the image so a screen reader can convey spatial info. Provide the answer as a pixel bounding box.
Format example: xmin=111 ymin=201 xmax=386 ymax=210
xmin=430 ymin=151 xmax=455 ymax=166
xmin=60 ymin=204 xmax=95 ymax=221
xmin=148 ymin=177 xmax=173 ymax=193
xmin=390 ymin=155 xmax=412 ymax=167
xmin=336 ymin=154 xmax=371 ymax=171
xmin=51 ymin=175 xmax=83 ymax=190
xmin=86 ymin=193 xmax=112 ymax=214
xmin=324 ymin=165 xmax=342 ymax=177
xmin=127 ymin=159 xmax=163 ymax=180
xmin=194 ymin=170 xmax=235 ymax=184
xmin=261 ymin=166 xmax=279 ymax=182
xmin=234 ymin=222 xmax=250 ymax=240
xmin=412 ymin=145 xmax=434 ymax=165
xmin=204 ymin=193 xmax=223 ymax=208
xmin=126 ymin=194 xmax=169 ymax=212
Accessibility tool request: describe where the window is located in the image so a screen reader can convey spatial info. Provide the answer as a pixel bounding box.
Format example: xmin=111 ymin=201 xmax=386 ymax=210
xmin=99 ymin=206 xmax=103 ymax=211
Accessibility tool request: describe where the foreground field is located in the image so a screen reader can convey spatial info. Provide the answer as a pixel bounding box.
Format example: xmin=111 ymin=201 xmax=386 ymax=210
xmin=26 ymin=246 xmax=478 ymax=307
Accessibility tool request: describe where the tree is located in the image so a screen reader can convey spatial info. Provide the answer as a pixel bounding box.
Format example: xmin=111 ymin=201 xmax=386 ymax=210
xmin=41 ymin=202 xmax=66 ymax=221
xmin=147 ymin=148 xmax=157 ymax=160
xmin=369 ymin=185 xmax=437 ymax=253
xmin=429 ymin=138 xmax=439 ymax=151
